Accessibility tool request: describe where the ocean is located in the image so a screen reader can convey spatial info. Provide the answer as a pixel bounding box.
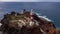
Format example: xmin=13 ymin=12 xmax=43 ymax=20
xmin=0 ymin=2 xmax=60 ymax=33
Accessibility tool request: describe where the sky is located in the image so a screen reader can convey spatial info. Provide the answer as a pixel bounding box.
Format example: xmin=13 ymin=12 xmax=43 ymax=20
xmin=0 ymin=0 xmax=60 ymax=2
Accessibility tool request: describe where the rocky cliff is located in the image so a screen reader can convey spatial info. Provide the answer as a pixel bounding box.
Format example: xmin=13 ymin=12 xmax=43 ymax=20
xmin=0 ymin=9 xmax=56 ymax=34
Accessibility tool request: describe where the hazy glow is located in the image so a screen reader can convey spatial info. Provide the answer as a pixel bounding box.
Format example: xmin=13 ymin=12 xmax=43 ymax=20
xmin=0 ymin=0 xmax=60 ymax=2
xmin=0 ymin=0 xmax=39 ymax=2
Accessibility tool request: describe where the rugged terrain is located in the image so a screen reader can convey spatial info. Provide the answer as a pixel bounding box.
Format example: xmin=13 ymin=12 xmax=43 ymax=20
xmin=56 ymin=28 xmax=60 ymax=34
xmin=0 ymin=9 xmax=56 ymax=34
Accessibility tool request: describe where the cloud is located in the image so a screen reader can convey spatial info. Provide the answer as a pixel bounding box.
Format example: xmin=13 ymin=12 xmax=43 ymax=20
xmin=0 ymin=0 xmax=60 ymax=2
xmin=0 ymin=8 xmax=2 ymax=9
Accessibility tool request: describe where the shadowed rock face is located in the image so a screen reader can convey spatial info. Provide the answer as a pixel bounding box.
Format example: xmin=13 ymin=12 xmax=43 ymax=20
xmin=0 ymin=10 xmax=56 ymax=34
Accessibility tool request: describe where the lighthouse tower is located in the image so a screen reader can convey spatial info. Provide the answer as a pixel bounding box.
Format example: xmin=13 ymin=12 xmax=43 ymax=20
xmin=29 ymin=9 xmax=34 ymax=26
xmin=30 ymin=9 xmax=34 ymax=20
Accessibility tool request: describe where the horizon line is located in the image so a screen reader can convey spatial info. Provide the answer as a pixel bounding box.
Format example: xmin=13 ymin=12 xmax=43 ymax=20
xmin=0 ymin=0 xmax=60 ymax=2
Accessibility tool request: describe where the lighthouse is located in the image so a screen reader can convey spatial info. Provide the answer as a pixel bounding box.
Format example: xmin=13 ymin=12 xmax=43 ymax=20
xmin=29 ymin=9 xmax=34 ymax=26
xmin=30 ymin=9 xmax=34 ymax=20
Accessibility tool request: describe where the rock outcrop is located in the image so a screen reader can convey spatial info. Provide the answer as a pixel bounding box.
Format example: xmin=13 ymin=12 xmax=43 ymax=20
xmin=0 ymin=9 xmax=56 ymax=34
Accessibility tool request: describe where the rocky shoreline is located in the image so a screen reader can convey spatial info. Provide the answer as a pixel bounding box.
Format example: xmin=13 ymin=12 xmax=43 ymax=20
xmin=0 ymin=9 xmax=56 ymax=34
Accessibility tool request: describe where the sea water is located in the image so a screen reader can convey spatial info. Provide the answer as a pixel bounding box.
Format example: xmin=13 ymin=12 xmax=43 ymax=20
xmin=0 ymin=2 xmax=60 ymax=34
